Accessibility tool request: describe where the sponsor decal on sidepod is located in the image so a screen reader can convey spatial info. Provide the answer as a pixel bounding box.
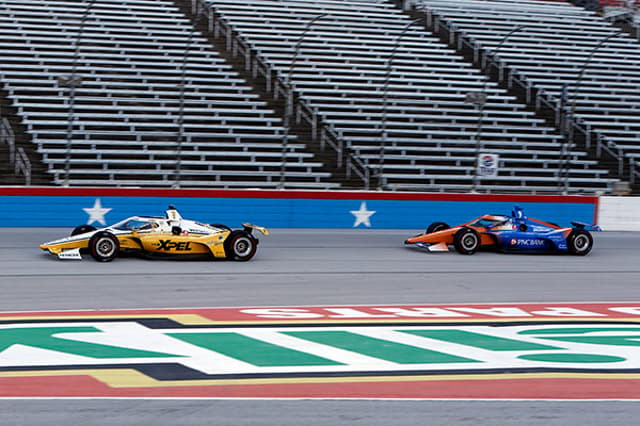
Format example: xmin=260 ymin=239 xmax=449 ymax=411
xmin=510 ymin=238 xmax=546 ymax=247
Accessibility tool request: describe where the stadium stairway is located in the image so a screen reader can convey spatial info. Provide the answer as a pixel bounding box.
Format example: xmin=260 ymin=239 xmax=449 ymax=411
xmin=0 ymin=87 xmax=48 ymax=185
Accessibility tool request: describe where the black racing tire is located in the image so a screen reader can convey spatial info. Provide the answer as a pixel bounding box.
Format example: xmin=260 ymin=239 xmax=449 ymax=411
xmin=71 ymin=224 xmax=96 ymax=236
xmin=224 ymin=230 xmax=257 ymax=261
xmin=426 ymin=222 xmax=450 ymax=234
xmin=567 ymin=229 xmax=593 ymax=256
xmin=88 ymin=231 xmax=120 ymax=262
xmin=453 ymin=227 xmax=480 ymax=255
xmin=210 ymin=223 xmax=232 ymax=232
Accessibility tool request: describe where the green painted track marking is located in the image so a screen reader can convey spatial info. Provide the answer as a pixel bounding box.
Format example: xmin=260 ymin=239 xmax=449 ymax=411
xmin=284 ymin=331 xmax=479 ymax=364
xmin=400 ymin=329 xmax=562 ymax=351
xmin=0 ymin=327 xmax=180 ymax=359
xmin=519 ymin=328 xmax=640 ymax=347
xmin=519 ymin=353 xmax=626 ymax=363
xmin=168 ymin=332 xmax=343 ymax=367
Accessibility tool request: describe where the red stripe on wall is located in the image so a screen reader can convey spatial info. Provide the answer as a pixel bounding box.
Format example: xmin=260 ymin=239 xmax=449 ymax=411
xmin=0 ymin=187 xmax=598 ymax=203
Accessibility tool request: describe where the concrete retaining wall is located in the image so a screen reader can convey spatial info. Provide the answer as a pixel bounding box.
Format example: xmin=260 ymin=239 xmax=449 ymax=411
xmin=0 ymin=188 xmax=599 ymax=229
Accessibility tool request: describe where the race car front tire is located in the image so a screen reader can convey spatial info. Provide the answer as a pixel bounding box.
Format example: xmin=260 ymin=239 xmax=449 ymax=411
xmin=225 ymin=231 xmax=257 ymax=261
xmin=454 ymin=227 xmax=480 ymax=255
xmin=88 ymin=231 xmax=120 ymax=262
xmin=426 ymin=222 xmax=450 ymax=234
xmin=568 ymin=229 xmax=593 ymax=256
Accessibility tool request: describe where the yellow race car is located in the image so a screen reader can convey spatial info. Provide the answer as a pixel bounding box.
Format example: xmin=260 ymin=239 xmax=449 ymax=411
xmin=40 ymin=206 xmax=269 ymax=262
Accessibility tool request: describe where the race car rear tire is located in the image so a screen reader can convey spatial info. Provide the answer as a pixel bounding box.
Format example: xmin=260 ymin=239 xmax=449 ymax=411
xmin=88 ymin=231 xmax=119 ymax=262
xmin=454 ymin=227 xmax=480 ymax=255
xmin=568 ymin=229 xmax=593 ymax=256
xmin=426 ymin=222 xmax=450 ymax=234
xmin=225 ymin=231 xmax=257 ymax=261
xmin=71 ymin=225 xmax=96 ymax=236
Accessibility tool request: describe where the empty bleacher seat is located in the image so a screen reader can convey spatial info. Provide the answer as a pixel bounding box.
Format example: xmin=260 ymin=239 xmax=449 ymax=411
xmin=419 ymin=0 xmax=639 ymax=184
xmin=202 ymin=0 xmax=615 ymax=193
xmin=0 ymin=0 xmax=336 ymax=189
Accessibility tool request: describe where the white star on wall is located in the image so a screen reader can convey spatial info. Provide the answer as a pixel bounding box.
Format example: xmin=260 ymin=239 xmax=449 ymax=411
xmin=350 ymin=201 xmax=376 ymax=228
xmin=83 ymin=198 xmax=112 ymax=225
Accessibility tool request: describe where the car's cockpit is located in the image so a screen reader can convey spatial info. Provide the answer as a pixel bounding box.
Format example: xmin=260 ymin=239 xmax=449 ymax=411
xmin=111 ymin=217 xmax=162 ymax=232
xmin=469 ymin=216 xmax=513 ymax=230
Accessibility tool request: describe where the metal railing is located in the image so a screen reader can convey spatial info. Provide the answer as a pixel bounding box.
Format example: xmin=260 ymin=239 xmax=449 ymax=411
xmin=596 ymin=134 xmax=625 ymax=176
xmin=630 ymin=156 xmax=640 ymax=185
xmin=348 ymin=155 xmax=370 ymax=190
xmin=1 ymin=117 xmax=31 ymax=185
xmin=319 ymin=125 xmax=370 ymax=189
xmin=15 ymin=147 xmax=31 ymax=186
xmin=1 ymin=117 xmax=14 ymax=164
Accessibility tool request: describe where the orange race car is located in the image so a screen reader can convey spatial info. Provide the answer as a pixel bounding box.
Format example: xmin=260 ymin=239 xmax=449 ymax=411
xmin=404 ymin=206 xmax=599 ymax=255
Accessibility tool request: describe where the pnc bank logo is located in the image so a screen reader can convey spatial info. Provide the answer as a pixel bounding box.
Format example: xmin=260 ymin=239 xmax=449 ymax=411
xmin=510 ymin=238 xmax=545 ymax=247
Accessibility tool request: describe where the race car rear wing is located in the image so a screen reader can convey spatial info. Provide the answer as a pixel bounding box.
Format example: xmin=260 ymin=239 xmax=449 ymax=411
xmin=242 ymin=223 xmax=270 ymax=236
xmin=571 ymin=221 xmax=602 ymax=231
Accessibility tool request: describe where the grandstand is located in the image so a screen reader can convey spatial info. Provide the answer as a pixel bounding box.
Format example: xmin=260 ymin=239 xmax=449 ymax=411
xmin=195 ymin=0 xmax=616 ymax=193
xmin=417 ymin=0 xmax=640 ymax=185
xmin=0 ymin=0 xmax=338 ymax=189
xmin=0 ymin=0 xmax=632 ymax=193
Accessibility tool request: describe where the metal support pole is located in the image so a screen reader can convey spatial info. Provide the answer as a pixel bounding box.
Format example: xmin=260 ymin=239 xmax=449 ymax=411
xmin=562 ymin=31 xmax=620 ymax=194
xmin=567 ymin=31 xmax=620 ymax=116
xmin=279 ymin=13 xmax=327 ymax=189
xmin=558 ymin=83 xmax=569 ymax=194
xmin=467 ymin=25 xmax=526 ymax=193
xmin=484 ymin=25 xmax=526 ymax=79
xmin=174 ymin=2 xmax=208 ymax=188
xmin=378 ymin=18 xmax=421 ymax=191
xmin=465 ymin=91 xmax=487 ymax=192
xmin=59 ymin=0 xmax=96 ymax=187
xmin=0 ymin=105 xmax=4 ymax=155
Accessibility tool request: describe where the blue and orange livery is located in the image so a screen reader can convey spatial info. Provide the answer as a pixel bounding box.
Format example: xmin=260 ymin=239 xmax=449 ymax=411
xmin=405 ymin=206 xmax=599 ymax=255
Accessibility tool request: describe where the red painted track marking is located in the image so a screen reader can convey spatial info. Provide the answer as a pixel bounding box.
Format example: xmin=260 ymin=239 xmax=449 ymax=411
xmin=2 ymin=375 xmax=639 ymax=399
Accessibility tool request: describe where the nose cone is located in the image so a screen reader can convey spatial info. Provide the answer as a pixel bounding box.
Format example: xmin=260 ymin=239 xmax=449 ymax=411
xmin=405 ymin=233 xmax=424 ymax=244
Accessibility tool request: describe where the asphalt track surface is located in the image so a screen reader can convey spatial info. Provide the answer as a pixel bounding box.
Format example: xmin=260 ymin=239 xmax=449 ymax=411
xmin=1 ymin=228 xmax=640 ymax=425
